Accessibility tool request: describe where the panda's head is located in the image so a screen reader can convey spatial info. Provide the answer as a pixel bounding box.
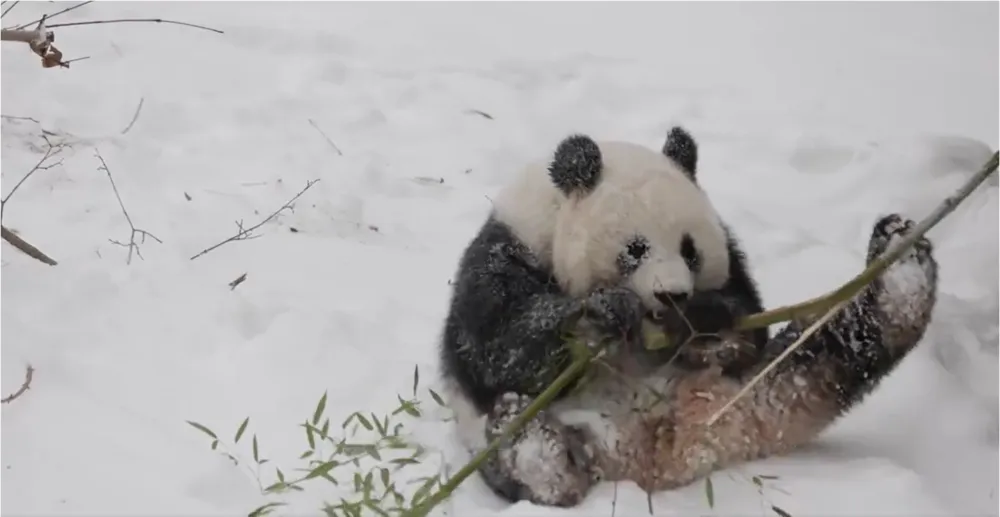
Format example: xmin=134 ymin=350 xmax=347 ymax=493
xmin=541 ymin=128 xmax=731 ymax=315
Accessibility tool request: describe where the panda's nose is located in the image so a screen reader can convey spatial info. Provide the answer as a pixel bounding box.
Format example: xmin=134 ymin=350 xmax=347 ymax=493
xmin=654 ymin=290 xmax=689 ymax=306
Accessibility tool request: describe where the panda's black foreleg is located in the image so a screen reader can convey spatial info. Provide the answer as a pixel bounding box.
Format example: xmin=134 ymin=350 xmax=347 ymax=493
xmin=478 ymin=392 xmax=598 ymax=507
xmin=659 ymin=289 xmax=767 ymax=375
xmin=659 ymin=231 xmax=770 ymax=376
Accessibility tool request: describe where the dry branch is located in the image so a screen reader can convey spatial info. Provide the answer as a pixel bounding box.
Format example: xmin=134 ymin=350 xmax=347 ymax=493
xmin=95 ymin=149 xmax=163 ymax=265
xmin=2 ymin=364 xmax=34 ymax=404
xmin=189 ymin=179 xmax=321 ymax=261
xmin=1 ymin=225 xmax=57 ymax=265
xmin=1 ymin=0 xmax=19 ymax=19
xmin=46 ymin=17 xmax=223 ymax=34
xmin=408 ymin=150 xmax=999 ymax=517
xmin=1 ymin=16 xmax=69 ymax=68
xmin=120 ymin=97 xmax=144 ymax=135
xmin=1 ymin=133 xmax=65 ymax=223
xmin=308 ymin=119 xmax=343 ymax=156
xmin=11 ymin=0 xmax=91 ymax=30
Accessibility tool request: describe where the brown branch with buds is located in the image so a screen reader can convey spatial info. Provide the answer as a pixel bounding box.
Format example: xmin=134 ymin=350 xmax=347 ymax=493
xmin=2 ymin=365 xmax=34 ymax=404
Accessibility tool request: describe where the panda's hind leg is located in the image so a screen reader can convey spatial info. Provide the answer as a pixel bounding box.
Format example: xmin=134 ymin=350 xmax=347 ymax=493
xmin=478 ymin=392 xmax=598 ymax=507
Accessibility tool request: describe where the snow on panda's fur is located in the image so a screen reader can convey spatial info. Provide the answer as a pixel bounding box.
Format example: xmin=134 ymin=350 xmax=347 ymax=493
xmin=437 ymin=128 xmax=939 ymax=507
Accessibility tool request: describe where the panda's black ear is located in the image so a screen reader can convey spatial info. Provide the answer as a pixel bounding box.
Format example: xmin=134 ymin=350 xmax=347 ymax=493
xmin=548 ymin=134 xmax=603 ymax=196
xmin=662 ymin=126 xmax=698 ymax=180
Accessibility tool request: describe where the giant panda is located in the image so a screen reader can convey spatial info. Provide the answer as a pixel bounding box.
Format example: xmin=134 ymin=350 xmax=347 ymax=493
xmin=437 ymin=127 xmax=939 ymax=507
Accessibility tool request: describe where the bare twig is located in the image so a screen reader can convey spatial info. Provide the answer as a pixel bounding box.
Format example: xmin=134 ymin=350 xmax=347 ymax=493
xmin=464 ymin=109 xmax=494 ymax=120
xmin=1 ymin=1 xmax=19 ymax=19
xmin=46 ymin=17 xmax=223 ymax=34
xmin=2 ymin=364 xmax=34 ymax=404
xmin=120 ymin=97 xmax=144 ymax=135
xmin=12 ymin=0 xmax=91 ymax=29
xmin=706 ymin=150 xmax=999 ymax=426
xmin=95 ymin=149 xmax=163 ymax=265
xmin=229 ymin=272 xmax=248 ymax=291
xmin=307 ymin=119 xmax=342 ymax=156
xmin=190 ymin=179 xmax=321 ymax=261
xmin=1 ymin=134 xmax=65 ymax=223
xmin=1 ymin=114 xmax=40 ymax=124
xmin=1 ymin=225 xmax=57 ymax=265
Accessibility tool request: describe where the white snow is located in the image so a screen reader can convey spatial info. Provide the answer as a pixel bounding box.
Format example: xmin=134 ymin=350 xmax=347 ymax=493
xmin=1 ymin=2 xmax=997 ymax=516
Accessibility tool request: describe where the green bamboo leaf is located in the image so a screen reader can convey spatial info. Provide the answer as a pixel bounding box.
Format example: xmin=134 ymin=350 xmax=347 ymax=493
xmin=299 ymin=450 xmax=314 ymax=459
xmin=185 ymin=420 xmax=218 ymax=439
xmin=413 ymin=365 xmax=420 ymax=397
xmin=342 ymin=412 xmax=357 ymax=429
xmin=410 ymin=476 xmax=439 ymax=507
xmin=306 ymin=421 xmax=316 ymax=449
xmin=252 ymin=434 xmax=260 ymax=463
xmin=211 ymin=440 xmax=219 ymax=451
xmin=321 ymin=472 xmax=339 ymax=486
xmin=356 ymin=413 xmax=373 ymax=431
xmin=379 ymin=467 xmax=390 ymax=488
xmin=758 ymin=474 xmax=780 ymax=480
xmin=364 ymin=499 xmax=390 ymax=517
xmin=234 ymin=417 xmax=250 ymax=444
xmin=276 ymin=468 xmax=286 ymax=484
xmin=321 ymin=418 xmax=330 ymax=439
xmin=248 ymin=501 xmax=287 ymax=517
xmin=305 ymin=460 xmax=340 ymax=480
xmin=428 ymin=389 xmax=446 ymax=407
xmin=313 ymin=391 xmax=328 ymax=425
xmin=704 ymin=476 xmax=715 ymax=508
xmin=372 ymin=413 xmax=387 ymax=437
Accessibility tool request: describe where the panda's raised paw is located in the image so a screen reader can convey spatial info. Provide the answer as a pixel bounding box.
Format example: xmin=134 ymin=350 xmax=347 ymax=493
xmin=867 ymin=213 xmax=933 ymax=265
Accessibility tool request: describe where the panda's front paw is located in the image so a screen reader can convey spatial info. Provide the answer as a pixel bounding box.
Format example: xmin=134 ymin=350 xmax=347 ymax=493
xmin=658 ymin=294 xmax=759 ymax=373
xmin=582 ymin=286 xmax=645 ymax=340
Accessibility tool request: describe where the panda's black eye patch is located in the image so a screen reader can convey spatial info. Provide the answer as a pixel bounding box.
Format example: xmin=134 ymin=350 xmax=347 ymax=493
xmin=680 ymin=233 xmax=701 ymax=272
xmin=618 ymin=236 xmax=649 ymax=274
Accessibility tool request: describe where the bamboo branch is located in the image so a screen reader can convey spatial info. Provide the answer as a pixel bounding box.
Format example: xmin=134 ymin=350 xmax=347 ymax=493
xmin=646 ymin=151 xmax=1000 ymax=350
xmin=414 ymin=151 xmax=998 ymax=516
xmin=706 ymin=150 xmax=998 ymax=425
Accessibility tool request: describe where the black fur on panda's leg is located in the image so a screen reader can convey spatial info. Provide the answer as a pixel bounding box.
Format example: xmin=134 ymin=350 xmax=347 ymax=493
xmin=762 ymin=213 xmax=938 ymax=410
xmin=478 ymin=392 xmax=598 ymax=507
xmin=664 ymin=231 xmax=770 ymax=375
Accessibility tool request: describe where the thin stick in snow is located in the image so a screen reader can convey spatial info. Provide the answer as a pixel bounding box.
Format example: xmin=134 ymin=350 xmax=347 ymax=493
xmin=2 ymin=364 xmax=34 ymax=404
xmin=308 ymin=119 xmax=343 ymax=156
xmin=1 ymin=226 xmax=57 ymax=266
xmin=96 ymin=149 xmax=163 ymax=265
xmin=120 ymin=97 xmax=144 ymax=135
xmin=706 ymin=150 xmax=999 ymax=426
xmin=189 ymin=179 xmax=321 ymax=261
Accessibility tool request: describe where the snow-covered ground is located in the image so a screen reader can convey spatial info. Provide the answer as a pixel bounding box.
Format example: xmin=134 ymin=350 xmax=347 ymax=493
xmin=1 ymin=2 xmax=997 ymax=516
